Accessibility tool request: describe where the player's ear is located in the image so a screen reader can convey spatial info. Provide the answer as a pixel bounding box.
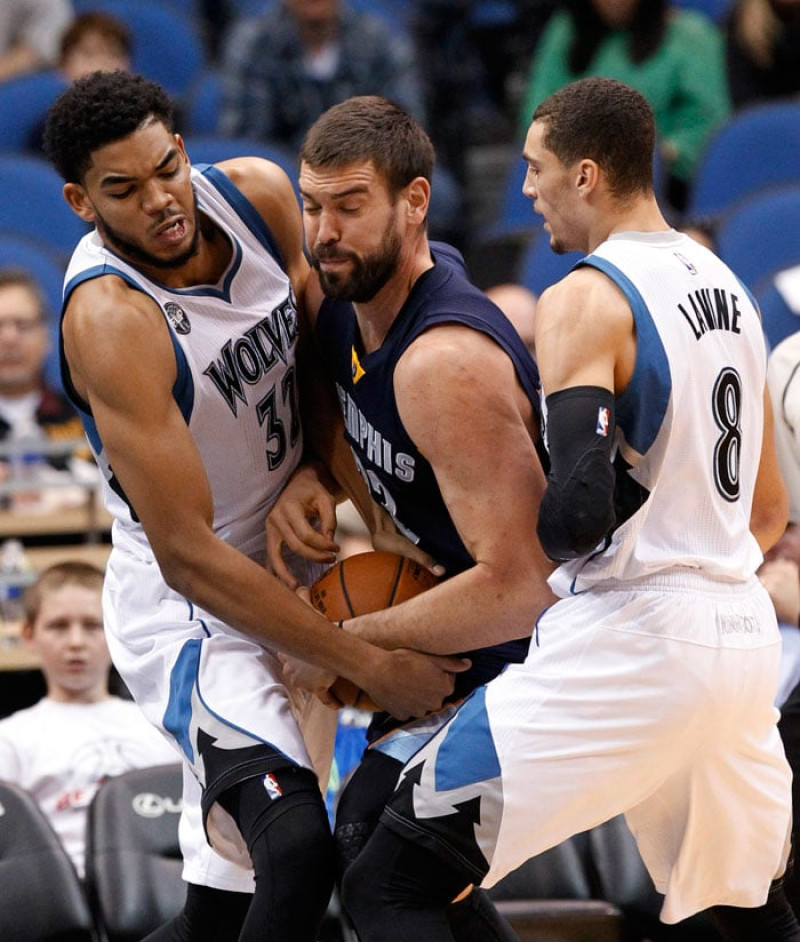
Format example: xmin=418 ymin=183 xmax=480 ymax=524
xmin=575 ymin=159 xmax=600 ymax=197
xmin=404 ymin=176 xmax=430 ymax=223
xmin=174 ymin=133 xmax=189 ymax=164
xmin=63 ymin=182 xmax=96 ymax=223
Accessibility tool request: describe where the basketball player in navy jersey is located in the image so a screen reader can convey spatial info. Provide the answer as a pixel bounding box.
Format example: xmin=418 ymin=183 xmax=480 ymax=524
xmin=42 ymin=71 xmax=466 ymax=942
xmin=266 ymin=95 xmax=557 ymax=939
xmin=317 ymin=79 xmax=799 ymax=941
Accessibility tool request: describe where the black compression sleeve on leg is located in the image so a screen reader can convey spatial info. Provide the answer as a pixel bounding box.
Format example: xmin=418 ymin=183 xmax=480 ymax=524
xmin=537 ymin=385 xmax=617 ymax=561
xmin=447 ymin=887 xmax=519 ymax=942
xmin=334 ymin=749 xmax=403 ymax=879
xmin=218 ymin=768 xmax=336 ymax=942
xmin=710 ymin=878 xmax=800 ymax=941
xmin=140 ymin=884 xmax=252 ymax=942
xmin=343 ymin=822 xmax=474 ymax=942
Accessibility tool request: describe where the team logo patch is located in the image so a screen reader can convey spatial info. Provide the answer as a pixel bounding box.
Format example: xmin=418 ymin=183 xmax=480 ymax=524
xmin=164 ymin=302 xmax=191 ymax=334
xmin=596 ymin=406 xmax=610 ymax=437
xmin=262 ymin=773 xmax=283 ymax=801
xmin=351 ymin=346 xmax=365 ymax=384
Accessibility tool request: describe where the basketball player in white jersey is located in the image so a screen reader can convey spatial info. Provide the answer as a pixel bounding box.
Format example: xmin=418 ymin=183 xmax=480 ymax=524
xmin=41 ymin=70 xmax=465 ymax=942
xmin=341 ymin=78 xmax=800 ymax=941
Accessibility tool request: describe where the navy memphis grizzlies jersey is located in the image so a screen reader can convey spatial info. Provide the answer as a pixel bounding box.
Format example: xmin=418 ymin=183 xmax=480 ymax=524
xmin=315 ymin=242 xmax=542 ymax=710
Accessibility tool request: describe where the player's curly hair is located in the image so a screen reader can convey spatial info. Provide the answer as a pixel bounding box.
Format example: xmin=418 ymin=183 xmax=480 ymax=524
xmin=44 ymin=70 xmax=174 ymax=184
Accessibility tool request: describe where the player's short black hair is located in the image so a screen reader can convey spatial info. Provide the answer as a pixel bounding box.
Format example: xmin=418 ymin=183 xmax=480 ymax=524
xmin=43 ymin=70 xmax=174 ymax=184
xmin=299 ymin=95 xmax=435 ymax=197
xmin=533 ymin=77 xmax=655 ymax=199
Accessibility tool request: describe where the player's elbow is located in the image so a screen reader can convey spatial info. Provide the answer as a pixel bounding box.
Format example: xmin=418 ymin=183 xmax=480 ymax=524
xmin=152 ymin=538 xmax=208 ymax=601
xmin=537 ymin=491 xmax=615 ymax=561
xmin=158 ymin=555 xmax=197 ymax=598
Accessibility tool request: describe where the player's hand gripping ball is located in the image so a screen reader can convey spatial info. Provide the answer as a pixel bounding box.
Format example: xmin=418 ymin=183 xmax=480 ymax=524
xmin=309 ymin=550 xmax=440 ymax=710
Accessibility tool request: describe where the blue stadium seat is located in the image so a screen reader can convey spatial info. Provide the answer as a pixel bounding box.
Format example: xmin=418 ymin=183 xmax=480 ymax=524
xmin=517 ymin=228 xmax=583 ymax=297
xmin=670 ymin=0 xmax=734 ymax=22
xmin=181 ymin=135 xmax=300 ymax=196
xmin=0 ymin=154 xmax=90 ymax=258
xmin=479 ymin=157 xmax=536 ymax=244
xmin=715 ymin=184 xmax=800 ymax=292
xmin=72 ymin=0 xmax=206 ymax=99
xmin=687 ymin=101 xmax=800 ymax=221
xmin=755 ymin=278 xmax=800 ymax=353
xmin=0 ymin=70 xmax=67 ymax=154
xmin=183 ymin=70 xmax=223 ymax=136
xmin=226 ymin=0 xmax=272 ymax=16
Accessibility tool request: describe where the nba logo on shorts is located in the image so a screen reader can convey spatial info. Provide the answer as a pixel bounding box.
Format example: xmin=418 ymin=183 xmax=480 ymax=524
xmin=596 ymin=406 xmax=610 ymax=437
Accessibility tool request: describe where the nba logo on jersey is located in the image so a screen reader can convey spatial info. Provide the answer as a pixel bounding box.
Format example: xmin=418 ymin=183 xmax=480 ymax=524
xmin=262 ymin=773 xmax=283 ymax=801
xmin=596 ymin=406 xmax=610 ymax=437
xmin=163 ymin=301 xmax=191 ymax=334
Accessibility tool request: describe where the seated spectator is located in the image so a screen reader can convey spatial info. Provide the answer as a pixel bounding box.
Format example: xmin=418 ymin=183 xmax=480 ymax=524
xmin=725 ymin=0 xmax=800 ymax=108
xmin=57 ymin=10 xmax=131 ymax=83
xmin=25 ymin=11 xmax=132 ymax=154
xmin=0 ymin=561 xmax=177 ymax=878
xmin=516 ymin=0 xmax=731 ymax=212
xmin=219 ymin=0 xmax=425 ymax=154
xmin=0 ymin=0 xmax=74 ymax=81
xmin=219 ymin=1 xmax=469 ymax=244
xmin=0 ymin=266 xmax=95 ymax=512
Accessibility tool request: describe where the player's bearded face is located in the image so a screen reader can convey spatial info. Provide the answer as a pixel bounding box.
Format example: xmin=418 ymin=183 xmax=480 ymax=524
xmin=312 ymin=209 xmax=402 ymax=303
xmin=93 ymin=187 xmax=202 ymax=271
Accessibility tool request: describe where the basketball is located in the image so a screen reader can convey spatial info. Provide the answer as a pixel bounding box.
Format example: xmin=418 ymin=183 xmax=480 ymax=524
xmin=309 ymin=551 xmax=440 ymax=709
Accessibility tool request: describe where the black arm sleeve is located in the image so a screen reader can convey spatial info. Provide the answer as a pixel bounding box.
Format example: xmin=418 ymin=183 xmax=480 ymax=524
xmin=537 ymin=386 xmax=617 ymax=562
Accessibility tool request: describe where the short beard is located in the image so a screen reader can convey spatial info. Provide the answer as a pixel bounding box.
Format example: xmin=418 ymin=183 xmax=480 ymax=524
xmin=313 ymin=219 xmax=402 ymax=303
xmin=95 ymin=189 xmax=201 ymax=271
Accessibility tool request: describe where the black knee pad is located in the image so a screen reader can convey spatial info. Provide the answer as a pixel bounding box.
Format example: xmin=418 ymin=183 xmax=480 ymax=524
xmin=343 ymin=824 xmax=470 ymax=915
xmin=217 ymin=764 xmax=325 ymax=852
xmin=218 ymin=769 xmax=336 ymax=942
xmin=140 ymin=884 xmax=252 ymax=942
xmin=334 ymin=750 xmax=402 ymax=876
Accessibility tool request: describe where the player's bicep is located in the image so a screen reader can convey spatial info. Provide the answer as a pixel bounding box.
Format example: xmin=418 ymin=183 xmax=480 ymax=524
xmin=395 ymin=330 xmax=544 ymax=569
xmin=535 ymin=272 xmax=629 ymax=395
xmin=89 ymin=383 xmax=214 ymax=544
xmin=71 ymin=294 xmax=214 ymax=551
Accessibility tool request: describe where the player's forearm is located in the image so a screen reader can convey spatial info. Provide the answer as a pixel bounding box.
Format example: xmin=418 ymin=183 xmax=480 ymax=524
xmin=154 ymin=526 xmax=382 ymax=679
xmin=344 ymin=560 xmax=556 ymax=655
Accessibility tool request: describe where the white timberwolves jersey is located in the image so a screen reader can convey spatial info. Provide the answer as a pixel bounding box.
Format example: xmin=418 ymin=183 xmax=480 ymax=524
xmin=62 ymin=164 xmax=303 ymax=564
xmin=549 ymin=230 xmax=767 ymax=596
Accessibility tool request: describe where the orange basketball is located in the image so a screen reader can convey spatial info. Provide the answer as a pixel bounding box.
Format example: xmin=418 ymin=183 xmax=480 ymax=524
xmin=309 ymin=551 xmax=440 ymax=709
